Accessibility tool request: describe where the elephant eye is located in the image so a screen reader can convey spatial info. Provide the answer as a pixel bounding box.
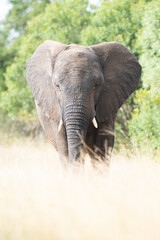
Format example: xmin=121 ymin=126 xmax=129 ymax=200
xmin=55 ymin=84 xmax=61 ymax=91
xmin=93 ymin=84 xmax=99 ymax=91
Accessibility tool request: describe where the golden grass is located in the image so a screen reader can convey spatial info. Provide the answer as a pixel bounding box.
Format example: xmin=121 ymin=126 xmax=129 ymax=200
xmin=0 ymin=140 xmax=160 ymax=240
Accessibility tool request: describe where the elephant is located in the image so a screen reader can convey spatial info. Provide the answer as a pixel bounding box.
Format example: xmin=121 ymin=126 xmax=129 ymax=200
xmin=26 ymin=40 xmax=141 ymax=163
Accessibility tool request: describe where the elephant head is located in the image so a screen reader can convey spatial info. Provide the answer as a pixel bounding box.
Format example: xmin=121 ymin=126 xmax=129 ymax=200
xmin=26 ymin=40 xmax=141 ymax=162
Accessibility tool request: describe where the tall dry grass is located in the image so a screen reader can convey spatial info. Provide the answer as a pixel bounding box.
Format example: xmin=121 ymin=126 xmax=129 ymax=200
xmin=0 ymin=139 xmax=160 ymax=240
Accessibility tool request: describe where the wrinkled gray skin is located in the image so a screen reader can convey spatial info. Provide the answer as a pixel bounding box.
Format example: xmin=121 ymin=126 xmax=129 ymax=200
xmin=26 ymin=40 xmax=141 ymax=163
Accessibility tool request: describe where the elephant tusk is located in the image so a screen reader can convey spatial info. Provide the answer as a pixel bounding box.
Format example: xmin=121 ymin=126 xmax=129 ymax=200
xmin=58 ymin=119 xmax=63 ymax=132
xmin=92 ymin=117 xmax=98 ymax=128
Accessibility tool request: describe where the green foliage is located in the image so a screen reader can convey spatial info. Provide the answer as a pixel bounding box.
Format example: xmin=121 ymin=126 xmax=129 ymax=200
xmin=6 ymin=0 xmax=51 ymax=34
xmin=129 ymin=1 xmax=160 ymax=152
xmin=129 ymin=90 xmax=160 ymax=150
xmin=81 ymin=0 xmax=147 ymax=51
xmin=0 ymin=0 xmax=52 ymax=112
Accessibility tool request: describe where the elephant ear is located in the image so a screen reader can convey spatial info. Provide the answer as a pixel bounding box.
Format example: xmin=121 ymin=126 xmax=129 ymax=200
xmin=26 ymin=40 xmax=67 ymax=120
xmin=91 ymin=42 xmax=141 ymax=122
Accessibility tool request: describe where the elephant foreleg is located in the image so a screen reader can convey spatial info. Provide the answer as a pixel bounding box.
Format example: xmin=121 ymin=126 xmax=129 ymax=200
xmin=95 ymin=120 xmax=115 ymax=162
xmin=36 ymin=103 xmax=68 ymax=162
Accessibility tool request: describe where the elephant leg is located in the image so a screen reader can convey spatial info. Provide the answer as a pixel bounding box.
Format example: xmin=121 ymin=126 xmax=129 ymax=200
xmin=95 ymin=119 xmax=115 ymax=162
xmin=36 ymin=103 xmax=68 ymax=162
xmin=86 ymin=123 xmax=96 ymax=150
xmin=55 ymin=125 xmax=68 ymax=162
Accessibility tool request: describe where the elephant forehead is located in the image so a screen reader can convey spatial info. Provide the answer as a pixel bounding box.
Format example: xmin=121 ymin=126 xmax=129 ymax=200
xmin=54 ymin=49 xmax=101 ymax=79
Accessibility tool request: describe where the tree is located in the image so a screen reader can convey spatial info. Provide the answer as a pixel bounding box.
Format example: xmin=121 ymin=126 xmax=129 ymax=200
xmin=129 ymin=1 xmax=160 ymax=153
xmin=0 ymin=0 xmax=52 ymax=99
xmin=5 ymin=0 xmax=52 ymax=35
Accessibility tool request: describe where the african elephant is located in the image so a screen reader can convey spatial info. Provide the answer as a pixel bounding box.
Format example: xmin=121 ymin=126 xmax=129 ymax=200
xmin=26 ymin=40 xmax=141 ymax=163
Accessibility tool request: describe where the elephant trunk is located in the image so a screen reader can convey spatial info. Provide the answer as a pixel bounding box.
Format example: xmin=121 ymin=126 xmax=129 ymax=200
xmin=64 ymin=104 xmax=89 ymax=162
